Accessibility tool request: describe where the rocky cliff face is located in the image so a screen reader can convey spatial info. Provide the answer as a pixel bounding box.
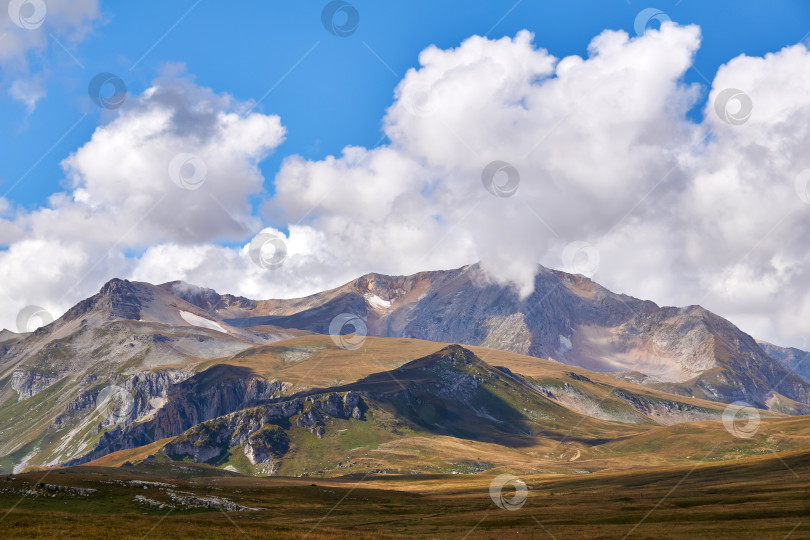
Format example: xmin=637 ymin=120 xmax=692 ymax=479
xmin=758 ymin=341 xmax=810 ymax=383
xmin=62 ymin=278 xmax=145 ymax=323
xmin=161 ymin=391 xmax=366 ymax=471
xmin=67 ymin=365 xmax=288 ymax=465
xmin=10 ymin=369 xmax=63 ymax=399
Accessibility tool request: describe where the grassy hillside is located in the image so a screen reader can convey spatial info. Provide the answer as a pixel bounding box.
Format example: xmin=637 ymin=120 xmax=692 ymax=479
xmin=143 ymin=345 xmax=810 ymax=479
xmin=207 ymin=335 xmax=738 ymax=417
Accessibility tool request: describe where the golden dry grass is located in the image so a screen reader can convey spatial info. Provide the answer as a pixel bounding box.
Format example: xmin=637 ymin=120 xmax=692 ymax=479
xmin=1 ymin=447 xmax=809 ymax=539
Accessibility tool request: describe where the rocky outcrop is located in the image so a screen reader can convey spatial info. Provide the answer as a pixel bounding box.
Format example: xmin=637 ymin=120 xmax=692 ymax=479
xmin=244 ymin=425 xmax=290 ymax=466
xmin=67 ymin=366 xmax=287 ymax=465
xmin=54 ymin=369 xmax=188 ymax=427
xmin=311 ymin=391 xmax=364 ymax=420
xmin=165 ymin=490 xmax=259 ymax=511
xmin=11 ymin=369 xmax=63 ymax=399
xmin=162 ymin=392 xmax=367 ymax=468
xmin=39 ymin=484 xmax=97 ymax=496
xmin=62 ymin=278 xmax=145 ymax=323
xmin=611 ymin=390 xmax=719 ymax=425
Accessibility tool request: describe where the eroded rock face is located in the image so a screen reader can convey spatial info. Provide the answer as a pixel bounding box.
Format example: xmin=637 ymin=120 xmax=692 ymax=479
xmin=312 ymin=392 xmax=364 ymax=419
xmin=162 ymin=392 xmax=367 ymax=469
xmin=163 ymin=399 xmax=304 ymax=463
xmin=11 ymin=369 xmax=63 ymax=399
xmin=54 ymin=370 xmax=187 ymax=428
xmin=63 ymin=278 xmax=145 ymax=323
xmin=244 ymin=425 xmax=290 ymax=465
xmin=64 ymin=368 xmax=287 ymax=466
xmin=296 ymin=409 xmax=321 ymax=428
xmin=162 ymin=441 xmax=224 ymax=463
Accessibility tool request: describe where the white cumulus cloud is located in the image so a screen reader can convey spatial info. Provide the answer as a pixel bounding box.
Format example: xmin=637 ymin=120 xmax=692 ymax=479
xmin=0 ymin=68 xmax=286 ymax=329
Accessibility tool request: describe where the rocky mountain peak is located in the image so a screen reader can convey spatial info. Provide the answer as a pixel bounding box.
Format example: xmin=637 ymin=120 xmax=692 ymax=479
xmin=0 ymin=328 xmax=19 ymax=341
xmin=62 ymin=278 xmax=145 ymax=323
xmin=434 ymin=344 xmax=478 ymax=364
xmin=389 ymin=345 xmax=490 ymax=379
xmin=98 ymin=277 xmax=135 ymax=296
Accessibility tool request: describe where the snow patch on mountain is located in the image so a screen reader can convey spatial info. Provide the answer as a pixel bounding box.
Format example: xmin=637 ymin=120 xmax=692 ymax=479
xmin=364 ymin=293 xmax=391 ymax=310
xmin=179 ymin=311 xmax=226 ymax=333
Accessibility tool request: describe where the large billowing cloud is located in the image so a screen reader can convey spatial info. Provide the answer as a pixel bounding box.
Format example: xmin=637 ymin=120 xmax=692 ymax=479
xmin=264 ymin=23 xmax=810 ymax=347
xmin=0 ymin=67 xmax=286 ymax=325
xmin=3 ymin=23 xmax=810 ymax=349
xmin=270 ymin=26 xmax=704 ymax=296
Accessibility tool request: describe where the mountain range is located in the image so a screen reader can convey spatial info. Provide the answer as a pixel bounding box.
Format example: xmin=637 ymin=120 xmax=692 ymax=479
xmin=1 ymin=263 xmax=809 ymax=475
xmin=168 ymin=263 xmax=810 ymax=408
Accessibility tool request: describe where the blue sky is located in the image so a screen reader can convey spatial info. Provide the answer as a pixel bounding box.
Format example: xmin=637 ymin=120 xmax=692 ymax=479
xmin=2 ymin=0 xmax=809 ymax=214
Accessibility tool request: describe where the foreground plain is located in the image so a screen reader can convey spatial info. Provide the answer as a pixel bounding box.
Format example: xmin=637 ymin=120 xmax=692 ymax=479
xmin=1 ymin=446 xmax=808 ymax=539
